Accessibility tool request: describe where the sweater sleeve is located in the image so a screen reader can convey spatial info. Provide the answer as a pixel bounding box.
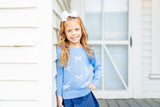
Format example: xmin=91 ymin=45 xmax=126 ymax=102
xmin=90 ymin=53 xmax=102 ymax=88
xmin=56 ymin=47 xmax=64 ymax=95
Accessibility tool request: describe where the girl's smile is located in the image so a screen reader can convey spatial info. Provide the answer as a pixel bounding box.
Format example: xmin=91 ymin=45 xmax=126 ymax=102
xmin=71 ymin=35 xmax=80 ymax=41
xmin=64 ymin=19 xmax=82 ymax=47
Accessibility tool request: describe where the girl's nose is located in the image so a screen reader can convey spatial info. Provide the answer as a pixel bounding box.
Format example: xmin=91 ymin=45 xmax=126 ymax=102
xmin=72 ymin=30 xmax=76 ymax=35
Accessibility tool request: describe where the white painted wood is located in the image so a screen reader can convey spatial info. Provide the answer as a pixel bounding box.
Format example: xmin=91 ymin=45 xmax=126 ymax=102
xmin=141 ymin=8 xmax=152 ymax=15
xmin=141 ymin=50 xmax=151 ymax=57
xmin=53 ymin=0 xmax=63 ymax=12
xmin=0 ymin=0 xmax=38 ymax=8
xmin=142 ymin=29 xmax=152 ymax=36
xmin=53 ymin=9 xmax=61 ymax=20
xmin=93 ymin=90 xmax=131 ymax=99
xmin=53 ymin=29 xmax=58 ymax=44
xmin=63 ymin=0 xmax=70 ymax=11
xmin=53 ymin=45 xmax=57 ymax=61
xmin=142 ymin=16 xmax=152 ymax=22
xmin=141 ymin=92 xmax=160 ymax=98
xmin=0 ymin=47 xmax=38 ymax=63
xmin=0 ymin=64 xmax=38 ymax=80
xmin=101 ymin=0 xmax=105 ymax=91
xmin=0 ymin=101 xmax=38 ymax=107
xmin=142 ymin=0 xmax=152 ymax=8
xmin=133 ymin=0 xmax=142 ymax=98
xmin=52 ymin=75 xmax=57 ymax=94
xmin=37 ymin=0 xmax=53 ymax=106
xmin=66 ymin=0 xmax=71 ymax=9
xmin=52 ymin=61 xmax=57 ymax=77
xmin=0 ymin=28 xmax=38 ymax=46
xmin=139 ymin=0 xmax=160 ymax=98
xmin=152 ymin=0 xmax=160 ymax=77
xmin=56 ymin=0 xmax=65 ymax=11
xmin=0 ymin=0 xmax=66 ymax=106
xmin=88 ymin=40 xmax=129 ymax=45
xmin=102 ymin=45 xmax=104 ymax=90
xmin=52 ymin=0 xmax=62 ymax=18
xmin=0 ymin=81 xmax=38 ymax=100
xmin=142 ymin=79 xmax=160 ymax=84
xmin=128 ymin=0 xmax=134 ymax=98
xmin=142 ymin=23 xmax=152 ymax=29
xmin=0 ymin=9 xmax=38 ymax=27
xmin=150 ymin=74 xmax=160 ymax=79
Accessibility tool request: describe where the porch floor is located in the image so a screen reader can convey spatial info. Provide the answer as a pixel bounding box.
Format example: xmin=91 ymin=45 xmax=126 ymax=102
xmin=97 ymin=99 xmax=160 ymax=107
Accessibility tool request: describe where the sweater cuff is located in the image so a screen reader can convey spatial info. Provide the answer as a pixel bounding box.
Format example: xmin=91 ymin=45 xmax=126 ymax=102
xmin=56 ymin=90 xmax=62 ymax=96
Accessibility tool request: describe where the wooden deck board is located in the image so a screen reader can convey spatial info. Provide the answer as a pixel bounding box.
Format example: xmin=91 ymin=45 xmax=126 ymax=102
xmin=98 ymin=99 xmax=160 ymax=107
xmin=98 ymin=99 xmax=109 ymax=107
xmin=144 ymin=99 xmax=160 ymax=107
xmin=106 ymin=99 xmax=119 ymax=107
xmin=125 ymin=99 xmax=141 ymax=107
xmin=116 ymin=99 xmax=130 ymax=107
xmin=135 ymin=99 xmax=151 ymax=107
xmin=152 ymin=99 xmax=160 ymax=105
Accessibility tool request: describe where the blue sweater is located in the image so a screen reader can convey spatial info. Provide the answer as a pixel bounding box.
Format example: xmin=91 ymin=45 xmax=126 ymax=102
xmin=56 ymin=46 xmax=102 ymax=99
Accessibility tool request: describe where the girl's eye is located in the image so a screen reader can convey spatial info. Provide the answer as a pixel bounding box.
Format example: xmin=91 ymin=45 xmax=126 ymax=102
xmin=68 ymin=30 xmax=71 ymax=32
xmin=75 ymin=28 xmax=79 ymax=31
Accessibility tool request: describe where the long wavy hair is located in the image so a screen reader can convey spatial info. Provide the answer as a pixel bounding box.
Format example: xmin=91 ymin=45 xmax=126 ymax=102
xmin=57 ymin=16 xmax=94 ymax=67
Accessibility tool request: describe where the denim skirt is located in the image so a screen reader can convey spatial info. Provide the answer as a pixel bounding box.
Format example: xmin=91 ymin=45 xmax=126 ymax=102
xmin=62 ymin=91 xmax=99 ymax=107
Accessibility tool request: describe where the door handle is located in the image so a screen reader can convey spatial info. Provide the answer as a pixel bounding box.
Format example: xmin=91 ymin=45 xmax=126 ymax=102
xmin=130 ymin=36 xmax=132 ymax=47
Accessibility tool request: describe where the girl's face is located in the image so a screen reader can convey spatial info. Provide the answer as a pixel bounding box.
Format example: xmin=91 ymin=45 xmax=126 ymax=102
xmin=64 ymin=19 xmax=82 ymax=47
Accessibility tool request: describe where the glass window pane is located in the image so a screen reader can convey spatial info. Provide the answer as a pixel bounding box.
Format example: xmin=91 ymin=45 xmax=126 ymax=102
xmin=104 ymin=0 xmax=128 ymax=40
xmin=104 ymin=45 xmax=128 ymax=89
xmin=85 ymin=0 xmax=102 ymax=40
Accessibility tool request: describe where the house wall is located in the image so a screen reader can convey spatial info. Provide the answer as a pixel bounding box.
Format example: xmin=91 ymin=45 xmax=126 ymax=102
xmin=0 ymin=0 xmax=53 ymax=107
xmin=140 ymin=0 xmax=160 ymax=98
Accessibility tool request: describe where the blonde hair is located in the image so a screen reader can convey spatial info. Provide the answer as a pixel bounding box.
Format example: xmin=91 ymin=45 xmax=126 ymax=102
xmin=57 ymin=16 xmax=94 ymax=67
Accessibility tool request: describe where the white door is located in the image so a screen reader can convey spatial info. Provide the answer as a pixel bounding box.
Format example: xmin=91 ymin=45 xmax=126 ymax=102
xmin=84 ymin=0 xmax=133 ymax=99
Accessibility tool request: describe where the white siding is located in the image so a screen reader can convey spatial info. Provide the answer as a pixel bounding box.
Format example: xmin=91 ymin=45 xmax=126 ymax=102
xmin=0 ymin=0 xmax=53 ymax=107
xmin=52 ymin=0 xmax=71 ymax=106
xmin=0 ymin=1 xmax=39 ymax=107
xmin=141 ymin=0 xmax=160 ymax=98
xmin=152 ymin=0 xmax=160 ymax=78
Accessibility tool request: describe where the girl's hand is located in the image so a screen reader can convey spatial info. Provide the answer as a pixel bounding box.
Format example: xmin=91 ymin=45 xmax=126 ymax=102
xmin=57 ymin=95 xmax=64 ymax=107
xmin=88 ymin=83 xmax=96 ymax=90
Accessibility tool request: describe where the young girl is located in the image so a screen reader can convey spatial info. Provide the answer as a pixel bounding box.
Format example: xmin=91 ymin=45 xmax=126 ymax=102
xmin=56 ymin=11 xmax=102 ymax=107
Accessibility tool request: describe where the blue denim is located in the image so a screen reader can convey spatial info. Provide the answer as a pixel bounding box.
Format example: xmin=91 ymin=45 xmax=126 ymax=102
xmin=63 ymin=91 xmax=99 ymax=107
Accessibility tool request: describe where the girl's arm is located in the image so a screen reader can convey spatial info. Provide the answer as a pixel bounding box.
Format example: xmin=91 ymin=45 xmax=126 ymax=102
xmin=90 ymin=54 xmax=102 ymax=88
xmin=56 ymin=47 xmax=64 ymax=106
xmin=56 ymin=58 xmax=63 ymax=95
xmin=57 ymin=95 xmax=64 ymax=107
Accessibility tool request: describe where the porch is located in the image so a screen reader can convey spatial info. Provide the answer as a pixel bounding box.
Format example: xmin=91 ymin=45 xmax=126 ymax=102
xmin=98 ymin=98 xmax=160 ymax=107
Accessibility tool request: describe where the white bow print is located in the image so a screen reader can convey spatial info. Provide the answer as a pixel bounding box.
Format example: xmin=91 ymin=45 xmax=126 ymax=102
xmin=75 ymin=75 xmax=83 ymax=81
xmin=63 ymin=85 xmax=70 ymax=90
xmin=61 ymin=11 xmax=77 ymax=21
xmin=74 ymin=56 xmax=82 ymax=62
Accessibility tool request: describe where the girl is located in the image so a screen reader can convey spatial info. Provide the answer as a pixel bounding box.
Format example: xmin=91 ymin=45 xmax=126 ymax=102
xmin=56 ymin=11 xmax=102 ymax=107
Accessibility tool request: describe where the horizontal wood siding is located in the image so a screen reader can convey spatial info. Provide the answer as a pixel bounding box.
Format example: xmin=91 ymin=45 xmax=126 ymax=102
xmin=0 ymin=1 xmax=39 ymax=106
xmin=0 ymin=0 xmax=53 ymax=106
xmin=141 ymin=0 xmax=160 ymax=98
